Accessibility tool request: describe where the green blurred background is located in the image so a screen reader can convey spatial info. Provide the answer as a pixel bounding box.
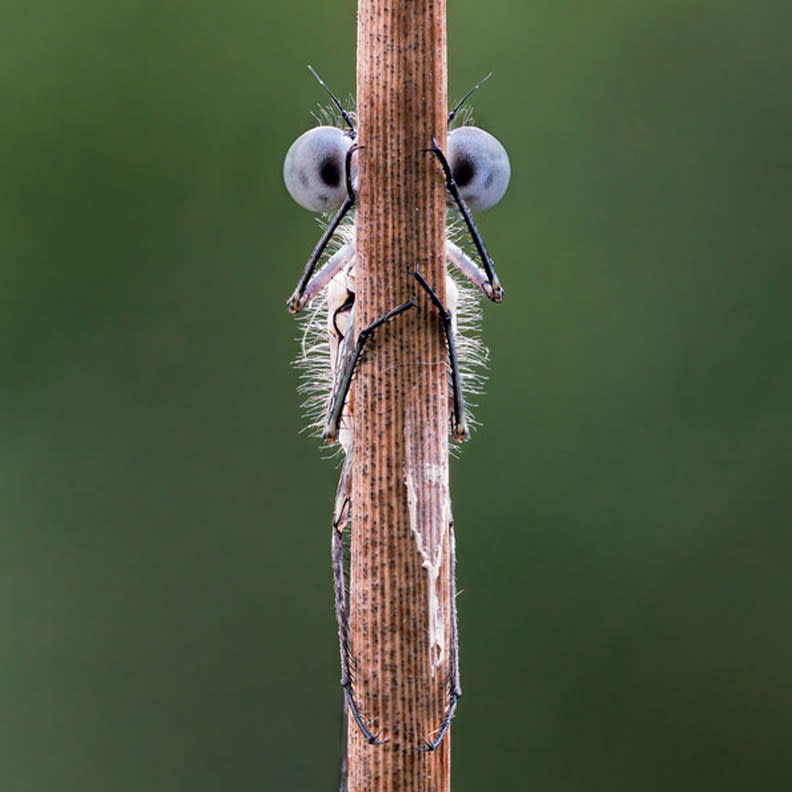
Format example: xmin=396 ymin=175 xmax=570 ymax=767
xmin=2 ymin=1 xmax=790 ymax=789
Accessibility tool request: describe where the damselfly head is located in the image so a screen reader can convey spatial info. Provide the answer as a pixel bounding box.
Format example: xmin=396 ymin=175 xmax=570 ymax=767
xmin=446 ymin=127 xmax=510 ymax=213
xmin=283 ymin=126 xmax=355 ymax=213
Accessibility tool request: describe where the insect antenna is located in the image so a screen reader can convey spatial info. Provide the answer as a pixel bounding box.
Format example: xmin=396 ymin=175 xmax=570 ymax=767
xmin=447 ymin=72 xmax=492 ymax=125
xmin=308 ymin=65 xmax=357 ymax=137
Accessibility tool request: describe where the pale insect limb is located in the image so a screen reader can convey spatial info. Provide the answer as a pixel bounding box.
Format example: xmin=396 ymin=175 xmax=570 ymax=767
xmin=416 ymin=519 xmax=461 ymax=752
xmin=445 ymin=238 xmax=496 ymax=301
xmin=331 ymin=447 xmax=387 ymax=746
xmin=412 ymin=268 xmax=469 ymax=442
xmin=447 ymin=72 xmax=492 ymax=125
xmin=295 ymin=242 xmax=355 ymax=314
xmin=307 ymin=65 xmax=357 ymax=137
xmin=287 ymin=144 xmax=359 ymax=314
xmin=427 ymin=138 xmax=504 ymax=303
xmin=324 ymin=299 xmax=417 ymax=443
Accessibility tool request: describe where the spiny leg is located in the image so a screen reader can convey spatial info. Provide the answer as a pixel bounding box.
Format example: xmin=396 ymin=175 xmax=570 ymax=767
xmin=331 ymin=455 xmax=388 ymax=747
xmin=325 ymin=300 xmax=356 ymax=445
xmin=287 ymin=144 xmax=359 ymax=314
xmin=332 ymin=525 xmax=385 ymax=745
xmin=324 ymin=298 xmax=416 ymax=443
xmin=416 ymin=520 xmax=462 ymax=752
xmin=427 ymin=138 xmax=503 ymax=303
xmin=412 ymin=268 xmax=469 ymax=442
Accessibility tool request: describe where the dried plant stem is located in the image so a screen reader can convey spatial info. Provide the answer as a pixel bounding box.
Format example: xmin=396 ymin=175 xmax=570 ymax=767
xmin=349 ymin=0 xmax=451 ymax=790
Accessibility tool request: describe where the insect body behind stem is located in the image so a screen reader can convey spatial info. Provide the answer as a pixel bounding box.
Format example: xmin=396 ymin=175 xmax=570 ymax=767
xmin=295 ymin=222 xmax=490 ymax=449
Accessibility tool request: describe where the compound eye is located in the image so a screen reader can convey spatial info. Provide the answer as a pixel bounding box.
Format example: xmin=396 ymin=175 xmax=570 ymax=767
xmin=283 ymin=126 xmax=353 ymax=212
xmin=446 ymin=126 xmax=510 ymax=212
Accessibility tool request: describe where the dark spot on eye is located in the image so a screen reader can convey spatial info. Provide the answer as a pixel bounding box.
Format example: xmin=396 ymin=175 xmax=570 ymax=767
xmin=453 ymin=155 xmax=476 ymax=187
xmin=317 ymin=194 xmax=328 ymax=205
xmin=319 ymin=156 xmax=341 ymax=187
xmin=299 ymin=170 xmax=309 ymax=188
xmin=484 ymin=171 xmax=494 ymax=188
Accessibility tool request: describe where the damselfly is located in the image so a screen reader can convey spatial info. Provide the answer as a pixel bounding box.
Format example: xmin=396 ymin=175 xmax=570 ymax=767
xmin=282 ymin=67 xmax=510 ymax=753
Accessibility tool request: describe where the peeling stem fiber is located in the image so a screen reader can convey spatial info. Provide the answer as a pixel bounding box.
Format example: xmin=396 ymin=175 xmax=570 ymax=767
xmin=350 ymin=0 xmax=451 ymax=790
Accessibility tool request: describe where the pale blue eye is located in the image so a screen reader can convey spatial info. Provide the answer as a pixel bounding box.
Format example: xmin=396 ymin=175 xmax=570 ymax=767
xmin=283 ymin=126 xmax=353 ymax=212
xmin=447 ymin=126 xmax=510 ymax=212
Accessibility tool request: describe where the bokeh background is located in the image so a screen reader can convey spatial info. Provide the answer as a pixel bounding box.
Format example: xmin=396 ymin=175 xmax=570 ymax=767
xmin=2 ymin=1 xmax=790 ymax=790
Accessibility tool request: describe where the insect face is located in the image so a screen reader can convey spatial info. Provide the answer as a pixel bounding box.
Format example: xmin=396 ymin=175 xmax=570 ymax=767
xmin=283 ymin=125 xmax=355 ymax=212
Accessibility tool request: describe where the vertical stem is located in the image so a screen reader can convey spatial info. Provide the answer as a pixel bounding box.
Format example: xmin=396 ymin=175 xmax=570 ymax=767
xmin=351 ymin=1 xmax=450 ymax=791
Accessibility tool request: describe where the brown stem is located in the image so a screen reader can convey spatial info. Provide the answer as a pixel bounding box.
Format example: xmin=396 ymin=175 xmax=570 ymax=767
xmin=348 ymin=0 xmax=452 ymax=790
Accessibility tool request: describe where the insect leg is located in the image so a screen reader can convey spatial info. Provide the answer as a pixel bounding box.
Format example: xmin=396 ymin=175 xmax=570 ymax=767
xmin=427 ymin=138 xmax=504 ymax=303
xmin=416 ymin=518 xmax=462 ymax=752
xmin=446 ymin=239 xmax=497 ymax=301
xmin=331 ymin=447 xmax=388 ymax=746
xmin=287 ymin=145 xmax=359 ymax=314
xmin=324 ymin=298 xmax=416 ymax=443
xmin=295 ymin=242 xmax=355 ymax=314
xmin=412 ymin=269 xmax=469 ymax=442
